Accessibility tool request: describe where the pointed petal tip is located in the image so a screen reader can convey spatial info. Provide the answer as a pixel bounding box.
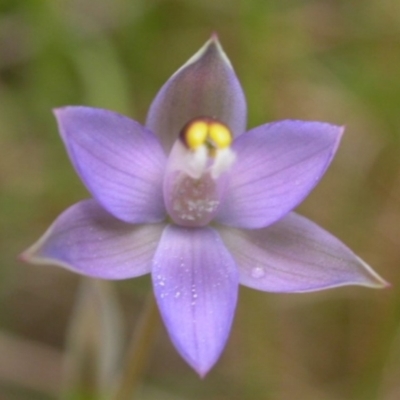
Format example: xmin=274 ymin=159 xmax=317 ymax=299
xmin=52 ymin=106 xmax=71 ymax=118
xmin=18 ymin=242 xmax=60 ymax=269
xmin=18 ymin=243 xmax=39 ymax=264
xmin=18 ymin=237 xmax=55 ymax=268
xmin=335 ymin=125 xmax=345 ymax=147
xmin=178 ymin=34 xmax=232 ymax=73
xmin=197 ymin=368 xmax=210 ymax=379
xmin=52 ymin=107 xmax=76 ymax=129
xmin=188 ymin=358 xmax=214 ymax=378
xmin=205 ymin=34 xmax=233 ymax=69
xmin=210 ymin=32 xmax=219 ymax=41
xmin=325 ymin=123 xmax=345 ymax=157
xmin=17 ymin=249 xmax=29 ymax=263
xmin=208 ymin=32 xmax=223 ymax=50
xmin=52 ymin=107 xmax=63 ymax=115
xmin=382 ymin=280 xmax=392 ymax=289
xmin=362 ymin=276 xmax=391 ymax=290
xmin=355 ymin=256 xmax=390 ymax=289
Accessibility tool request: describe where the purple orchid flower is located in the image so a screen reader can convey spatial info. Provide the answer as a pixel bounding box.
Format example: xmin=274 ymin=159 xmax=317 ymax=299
xmin=21 ymin=36 xmax=387 ymax=376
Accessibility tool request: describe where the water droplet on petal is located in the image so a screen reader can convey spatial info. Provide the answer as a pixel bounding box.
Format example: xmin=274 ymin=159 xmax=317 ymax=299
xmin=251 ymin=266 xmax=265 ymax=279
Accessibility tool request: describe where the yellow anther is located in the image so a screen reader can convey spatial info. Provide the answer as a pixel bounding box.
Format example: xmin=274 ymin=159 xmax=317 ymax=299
xmin=185 ymin=121 xmax=209 ymax=149
xmin=180 ymin=117 xmax=233 ymax=152
xmin=178 ymin=117 xmax=236 ymax=179
xmin=208 ymin=122 xmax=232 ymax=149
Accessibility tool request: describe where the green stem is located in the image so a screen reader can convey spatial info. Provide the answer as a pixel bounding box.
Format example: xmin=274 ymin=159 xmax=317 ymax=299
xmin=110 ymin=294 xmax=160 ymax=400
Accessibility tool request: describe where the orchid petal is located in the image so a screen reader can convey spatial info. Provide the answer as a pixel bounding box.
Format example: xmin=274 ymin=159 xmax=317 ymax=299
xmin=216 ymin=120 xmax=343 ymax=228
xmin=54 ymin=106 xmax=167 ymax=223
xmin=146 ymin=35 xmax=247 ymax=151
xmin=152 ymin=225 xmax=239 ymax=376
xmin=219 ymin=213 xmax=388 ymax=292
xmin=20 ymin=200 xmax=165 ymax=279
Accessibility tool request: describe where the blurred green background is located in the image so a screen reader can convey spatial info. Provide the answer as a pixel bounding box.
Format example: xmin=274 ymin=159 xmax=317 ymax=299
xmin=1 ymin=0 xmax=400 ymax=399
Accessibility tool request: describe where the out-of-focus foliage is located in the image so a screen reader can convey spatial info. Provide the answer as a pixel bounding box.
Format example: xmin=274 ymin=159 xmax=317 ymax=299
xmin=1 ymin=0 xmax=400 ymax=399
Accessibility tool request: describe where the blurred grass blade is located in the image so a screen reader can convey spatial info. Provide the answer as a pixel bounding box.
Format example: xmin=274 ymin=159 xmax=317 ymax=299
xmin=109 ymin=294 xmax=160 ymax=400
xmin=62 ymin=278 xmax=125 ymax=399
xmin=73 ymin=38 xmax=133 ymax=115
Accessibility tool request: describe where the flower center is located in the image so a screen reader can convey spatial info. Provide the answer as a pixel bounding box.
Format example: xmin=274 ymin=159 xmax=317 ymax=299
xmin=179 ymin=117 xmax=236 ymax=180
xmin=163 ymin=117 xmax=236 ymax=227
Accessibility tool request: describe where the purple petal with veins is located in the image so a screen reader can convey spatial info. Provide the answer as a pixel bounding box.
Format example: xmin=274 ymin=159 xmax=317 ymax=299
xmin=146 ymin=35 xmax=247 ymax=152
xmin=20 ymin=200 xmax=165 ymax=279
xmin=20 ymin=36 xmax=388 ymax=377
xmin=152 ymin=225 xmax=238 ymax=376
xmin=55 ymin=106 xmax=167 ymax=224
xmin=217 ymin=120 xmax=343 ymax=229
xmin=219 ymin=212 xmax=388 ymax=292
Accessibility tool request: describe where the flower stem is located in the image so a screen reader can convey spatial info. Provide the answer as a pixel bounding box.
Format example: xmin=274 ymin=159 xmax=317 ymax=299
xmin=110 ymin=294 xmax=160 ymax=400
